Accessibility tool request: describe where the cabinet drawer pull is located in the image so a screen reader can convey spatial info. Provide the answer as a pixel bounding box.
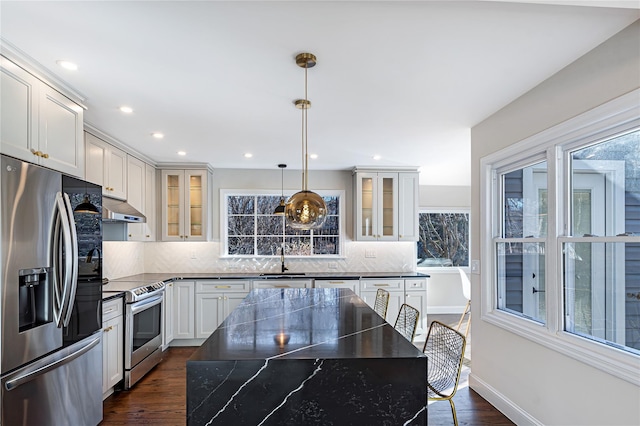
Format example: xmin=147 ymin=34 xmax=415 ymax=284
xmin=274 ymin=285 xmax=290 ymax=288
xmin=329 ymin=281 xmax=344 ymax=284
xmin=42 ymin=153 xmax=49 ymax=159
xmin=374 ymin=284 xmax=389 ymax=287
xmin=215 ymin=285 xmax=231 ymax=289
xmin=104 ymin=307 xmax=115 ymax=314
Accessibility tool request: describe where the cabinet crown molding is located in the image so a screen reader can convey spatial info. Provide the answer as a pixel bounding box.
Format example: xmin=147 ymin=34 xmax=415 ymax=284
xmin=352 ymin=166 xmax=419 ymax=174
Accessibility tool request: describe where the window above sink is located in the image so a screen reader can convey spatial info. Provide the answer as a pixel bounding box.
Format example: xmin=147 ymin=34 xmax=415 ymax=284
xmin=221 ymin=190 xmax=345 ymax=258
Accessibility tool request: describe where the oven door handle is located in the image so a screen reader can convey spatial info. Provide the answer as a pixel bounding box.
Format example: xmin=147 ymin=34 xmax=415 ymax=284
xmin=130 ymin=294 xmax=163 ymax=315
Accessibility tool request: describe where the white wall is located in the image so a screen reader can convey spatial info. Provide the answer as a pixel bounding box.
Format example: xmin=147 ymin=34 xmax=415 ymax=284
xmin=470 ymin=20 xmax=640 ymax=425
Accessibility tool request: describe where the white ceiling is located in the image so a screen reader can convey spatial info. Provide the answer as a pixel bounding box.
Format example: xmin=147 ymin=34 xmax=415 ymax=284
xmin=1 ymin=1 xmax=638 ymax=186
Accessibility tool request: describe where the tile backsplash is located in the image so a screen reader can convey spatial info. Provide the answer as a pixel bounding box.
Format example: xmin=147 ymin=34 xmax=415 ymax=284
xmin=103 ymin=241 xmax=416 ymax=279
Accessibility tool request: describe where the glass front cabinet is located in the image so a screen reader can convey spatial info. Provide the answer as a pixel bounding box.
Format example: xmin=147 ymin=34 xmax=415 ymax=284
xmin=160 ymin=168 xmax=210 ymax=241
xmin=354 ymin=168 xmax=419 ymax=241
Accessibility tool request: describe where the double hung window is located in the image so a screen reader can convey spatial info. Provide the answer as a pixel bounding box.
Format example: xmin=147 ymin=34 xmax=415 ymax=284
xmin=482 ymin=90 xmax=640 ymax=383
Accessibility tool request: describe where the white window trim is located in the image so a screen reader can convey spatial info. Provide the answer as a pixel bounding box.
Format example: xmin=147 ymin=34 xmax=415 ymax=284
xmin=219 ymin=188 xmax=345 ymax=258
xmin=416 ymin=208 xmax=471 ymax=272
xmin=480 ymin=89 xmax=640 ymax=386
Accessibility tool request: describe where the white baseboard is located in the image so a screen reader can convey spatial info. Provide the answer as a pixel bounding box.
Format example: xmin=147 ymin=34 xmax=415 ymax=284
xmin=426 ymin=306 xmax=466 ymax=314
xmin=469 ymin=373 xmax=543 ymax=426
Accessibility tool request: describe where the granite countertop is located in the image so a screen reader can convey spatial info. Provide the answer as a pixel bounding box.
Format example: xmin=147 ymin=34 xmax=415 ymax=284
xmin=191 ymin=288 xmax=425 ymax=361
xmin=107 ymin=271 xmax=429 ymax=284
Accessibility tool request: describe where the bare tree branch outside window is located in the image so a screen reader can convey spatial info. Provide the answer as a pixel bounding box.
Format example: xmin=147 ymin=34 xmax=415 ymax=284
xmin=417 ymin=212 xmax=469 ymax=267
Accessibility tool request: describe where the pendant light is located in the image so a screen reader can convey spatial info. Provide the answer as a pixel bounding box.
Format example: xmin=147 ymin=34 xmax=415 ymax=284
xmin=285 ymin=52 xmax=327 ymax=229
xmin=74 ymin=194 xmax=100 ymax=214
xmin=273 ymin=164 xmax=287 ymax=215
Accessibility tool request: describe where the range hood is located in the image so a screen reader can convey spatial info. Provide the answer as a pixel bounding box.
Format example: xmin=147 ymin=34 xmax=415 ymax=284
xmin=102 ymin=197 xmax=146 ymax=223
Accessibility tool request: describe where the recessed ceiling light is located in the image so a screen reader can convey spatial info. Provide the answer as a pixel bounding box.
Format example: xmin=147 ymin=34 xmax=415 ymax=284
xmin=373 ymin=155 xmax=382 ymax=160
xmin=56 ymin=60 xmax=78 ymax=71
xmin=151 ymin=132 xmax=164 ymax=139
xmin=244 ymin=153 xmax=253 ymax=158
xmin=119 ymin=106 xmax=133 ymax=114
xmin=309 ymin=153 xmax=318 ymax=159
xmin=177 ymin=151 xmax=186 ymax=156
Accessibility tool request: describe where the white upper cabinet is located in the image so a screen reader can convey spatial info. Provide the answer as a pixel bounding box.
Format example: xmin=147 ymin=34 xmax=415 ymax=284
xmin=160 ymin=169 xmax=210 ymax=241
xmin=355 ymin=172 xmax=398 ymax=241
xmin=143 ymin=163 xmax=156 ymax=241
xmin=354 ymin=169 xmax=419 ymax=241
xmin=85 ymin=132 xmax=127 ymax=200
xmin=1 ymin=56 xmax=84 ymax=177
xmin=397 ymin=172 xmax=419 ymax=241
xmin=127 ymin=157 xmax=156 ymax=241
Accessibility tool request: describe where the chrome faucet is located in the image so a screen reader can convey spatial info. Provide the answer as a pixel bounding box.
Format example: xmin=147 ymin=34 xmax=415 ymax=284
xmin=280 ymin=244 xmax=288 ymax=274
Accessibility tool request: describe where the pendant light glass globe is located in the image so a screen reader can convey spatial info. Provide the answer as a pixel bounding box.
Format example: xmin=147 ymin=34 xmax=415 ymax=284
xmin=284 ymin=52 xmax=327 ymax=230
xmin=285 ymin=190 xmax=327 ymax=229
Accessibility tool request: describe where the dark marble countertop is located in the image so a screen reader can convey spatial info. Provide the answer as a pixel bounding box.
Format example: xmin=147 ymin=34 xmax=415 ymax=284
xmin=190 ymin=288 xmax=425 ymax=361
xmin=107 ymin=271 xmax=429 ymax=284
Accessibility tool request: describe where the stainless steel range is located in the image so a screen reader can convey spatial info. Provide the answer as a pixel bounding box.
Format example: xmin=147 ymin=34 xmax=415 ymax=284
xmin=103 ymin=280 xmax=165 ymax=389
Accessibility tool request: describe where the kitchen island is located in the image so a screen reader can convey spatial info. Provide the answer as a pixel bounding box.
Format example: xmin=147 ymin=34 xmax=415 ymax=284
xmin=187 ymin=288 xmax=426 ymax=425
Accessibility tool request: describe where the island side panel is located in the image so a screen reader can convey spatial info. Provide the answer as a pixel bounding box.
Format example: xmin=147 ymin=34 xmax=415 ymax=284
xmin=187 ymin=357 xmax=426 ymax=425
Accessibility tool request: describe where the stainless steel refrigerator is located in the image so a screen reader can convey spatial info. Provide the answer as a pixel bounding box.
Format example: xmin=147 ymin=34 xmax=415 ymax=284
xmin=1 ymin=154 xmax=103 ymax=426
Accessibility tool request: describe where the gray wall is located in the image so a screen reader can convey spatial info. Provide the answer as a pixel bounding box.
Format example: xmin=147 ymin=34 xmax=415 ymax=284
xmin=470 ymin=20 xmax=640 ymax=425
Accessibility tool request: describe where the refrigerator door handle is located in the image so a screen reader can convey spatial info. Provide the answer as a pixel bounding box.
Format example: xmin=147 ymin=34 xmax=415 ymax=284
xmin=62 ymin=192 xmax=79 ymax=327
xmin=51 ymin=194 xmax=65 ymax=326
xmin=4 ymin=336 xmax=100 ymax=391
xmin=52 ymin=192 xmax=74 ymax=327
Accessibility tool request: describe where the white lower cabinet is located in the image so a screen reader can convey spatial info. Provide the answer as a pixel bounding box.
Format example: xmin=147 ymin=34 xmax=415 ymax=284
xmin=405 ymin=279 xmax=428 ymax=333
xmin=170 ymin=280 xmax=250 ymax=343
xmin=314 ymin=279 xmax=360 ymax=295
xmin=173 ymin=281 xmax=196 ymax=339
xmin=252 ymin=279 xmax=312 ymax=289
xmin=360 ymin=278 xmax=427 ymax=329
xmin=163 ymin=282 xmax=174 ymax=348
xmin=102 ymin=297 xmax=124 ymax=399
xmin=195 ymin=280 xmax=250 ymax=339
xmin=360 ymin=279 xmax=404 ymax=323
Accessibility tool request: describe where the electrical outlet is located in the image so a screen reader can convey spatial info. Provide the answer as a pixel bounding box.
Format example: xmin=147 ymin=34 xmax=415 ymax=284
xmin=365 ymin=250 xmax=376 ymax=258
xmin=471 ymin=260 xmax=480 ymax=274
xmin=190 ymin=250 xmax=197 ymax=259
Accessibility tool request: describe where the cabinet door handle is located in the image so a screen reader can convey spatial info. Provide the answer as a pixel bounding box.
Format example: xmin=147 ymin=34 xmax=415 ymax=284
xmin=42 ymin=152 xmax=49 ymax=159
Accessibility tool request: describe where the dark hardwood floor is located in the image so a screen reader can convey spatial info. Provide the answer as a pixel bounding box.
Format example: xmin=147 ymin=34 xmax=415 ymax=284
xmin=102 ymin=345 xmax=514 ymax=425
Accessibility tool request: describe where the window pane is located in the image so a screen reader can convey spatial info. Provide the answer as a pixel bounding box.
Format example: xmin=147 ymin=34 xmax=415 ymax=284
xmin=314 ymin=216 xmax=339 ymax=236
xmin=228 ymin=237 xmax=254 ymax=255
xmin=256 ymin=195 xmax=283 ymax=214
xmin=228 ymin=216 xmax=254 ymax=236
xmin=570 ymin=130 xmax=639 ymax=237
xmin=285 ymin=237 xmax=311 ymax=256
xmin=417 ymin=212 xmax=469 ymax=267
xmin=496 ymin=241 xmax=546 ymax=323
xmin=227 ymin=196 xmax=254 ymax=214
xmin=324 ymin=196 xmax=339 ymax=215
xmin=503 ymin=161 xmax=548 ymax=238
xmin=257 ymin=237 xmax=282 ymax=256
xmin=563 ymin=241 xmax=640 ymax=355
xmin=256 ymin=216 xmax=283 ymax=235
xmin=313 ymin=237 xmax=339 ymax=255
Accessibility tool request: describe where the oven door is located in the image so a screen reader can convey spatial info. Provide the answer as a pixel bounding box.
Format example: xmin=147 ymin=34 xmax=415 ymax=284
xmin=126 ymin=294 xmax=163 ymax=369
